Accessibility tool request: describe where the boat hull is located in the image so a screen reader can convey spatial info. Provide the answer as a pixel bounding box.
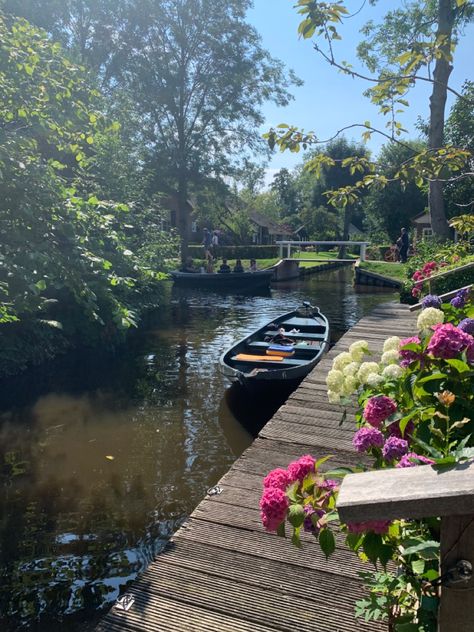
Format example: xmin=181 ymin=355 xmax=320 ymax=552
xmin=219 ymin=306 xmax=330 ymax=393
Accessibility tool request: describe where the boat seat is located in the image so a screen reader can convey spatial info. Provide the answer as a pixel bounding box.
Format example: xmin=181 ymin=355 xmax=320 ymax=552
xmin=247 ymin=341 xmax=319 ymax=354
xmin=263 ymin=330 xmax=326 ymax=341
xmin=279 ymin=318 xmax=326 ymax=333
xmin=230 ymin=355 xmax=308 ymax=367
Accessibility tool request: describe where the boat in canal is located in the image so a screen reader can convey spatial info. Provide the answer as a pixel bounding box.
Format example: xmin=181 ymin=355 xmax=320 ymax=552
xmin=170 ymin=268 xmax=274 ymax=290
xmin=220 ymin=302 xmax=330 ymax=392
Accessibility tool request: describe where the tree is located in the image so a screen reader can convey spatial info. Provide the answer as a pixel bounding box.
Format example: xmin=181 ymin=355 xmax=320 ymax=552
xmin=117 ymin=0 xmax=298 ymax=259
xmin=0 ymin=10 xmax=162 ymax=332
xmin=362 ymin=141 xmax=428 ymax=241
xmin=270 ymin=168 xmax=301 ymax=218
xmin=266 ymin=0 xmax=473 ymax=239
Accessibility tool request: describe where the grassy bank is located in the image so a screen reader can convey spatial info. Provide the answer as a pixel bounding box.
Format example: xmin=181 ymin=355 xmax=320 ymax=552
xmin=359 ymin=260 xmax=408 ymax=282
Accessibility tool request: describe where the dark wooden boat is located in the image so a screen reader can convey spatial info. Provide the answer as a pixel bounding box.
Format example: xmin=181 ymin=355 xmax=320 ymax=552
xmin=170 ymin=269 xmax=274 ymax=289
xmin=220 ymin=302 xmax=330 ymax=392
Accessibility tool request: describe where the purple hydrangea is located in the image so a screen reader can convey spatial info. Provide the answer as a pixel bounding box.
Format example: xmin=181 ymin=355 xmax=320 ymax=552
xmin=458 ymin=318 xmax=474 ymax=335
xmin=352 ymin=426 xmax=384 ymax=452
xmin=396 ymin=453 xmax=435 ymax=468
xmin=450 ymin=288 xmax=470 ymax=309
xmin=399 ymin=336 xmax=422 ymax=368
xmin=382 ymin=436 xmax=409 ymax=461
xmin=347 ymin=520 xmax=391 ymax=535
xmin=387 ymin=420 xmax=414 ymax=440
xmin=303 ymin=506 xmax=325 ymax=534
xmin=422 ymin=294 xmax=442 ymax=309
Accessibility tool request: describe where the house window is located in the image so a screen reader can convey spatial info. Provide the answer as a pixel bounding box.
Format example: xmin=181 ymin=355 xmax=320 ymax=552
xmin=191 ymin=220 xmax=198 ymax=233
xmin=422 ymin=228 xmax=433 ymax=239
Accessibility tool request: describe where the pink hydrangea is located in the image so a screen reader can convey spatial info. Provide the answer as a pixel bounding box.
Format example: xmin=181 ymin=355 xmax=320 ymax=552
xmin=260 ymin=487 xmax=289 ymax=532
xmin=363 ymin=396 xmax=397 ymax=428
xmin=263 ymin=468 xmax=290 ymax=491
xmin=382 ymin=436 xmax=409 ymax=461
xmin=427 ymin=323 xmax=473 ymax=360
xmin=399 ymin=336 xmax=422 ymax=368
xmin=412 ymin=270 xmax=424 ymax=282
xmin=287 ymin=455 xmax=316 ymax=483
xmin=352 ymin=427 xmax=384 ymax=452
xmin=422 ymin=261 xmax=438 ymax=276
xmin=347 ymin=520 xmax=391 ymax=535
xmin=396 ymin=453 xmax=435 ymax=468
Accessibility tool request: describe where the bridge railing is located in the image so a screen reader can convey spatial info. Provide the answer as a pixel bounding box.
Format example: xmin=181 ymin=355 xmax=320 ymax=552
xmin=275 ymin=240 xmax=370 ymax=261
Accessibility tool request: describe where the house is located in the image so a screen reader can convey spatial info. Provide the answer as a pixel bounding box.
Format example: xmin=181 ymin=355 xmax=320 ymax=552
xmin=411 ymin=211 xmax=433 ymax=242
xmin=249 ymin=211 xmax=294 ymax=244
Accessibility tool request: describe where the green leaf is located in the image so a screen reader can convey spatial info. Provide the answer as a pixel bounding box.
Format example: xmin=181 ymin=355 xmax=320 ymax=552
xmin=446 ymin=359 xmax=470 ymax=373
xmin=402 ymin=540 xmax=439 ymax=560
xmin=291 ymin=527 xmax=302 ymax=548
xmin=319 ymin=528 xmax=336 ymax=558
xmin=35 ymin=279 xmax=47 ymax=291
xmin=286 ymin=481 xmax=299 ymax=502
xmin=411 ymin=559 xmax=425 ymax=575
xmin=315 ymin=454 xmax=333 ymax=469
xmin=362 ymin=532 xmax=383 ymax=564
xmin=288 ymin=504 xmax=305 ymax=528
xmin=276 ymin=522 xmax=286 ymax=537
xmin=346 ymin=532 xmax=364 ymax=550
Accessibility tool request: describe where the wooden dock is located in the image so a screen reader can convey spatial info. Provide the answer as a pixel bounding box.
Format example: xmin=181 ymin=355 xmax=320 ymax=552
xmin=96 ymin=302 xmax=417 ymax=632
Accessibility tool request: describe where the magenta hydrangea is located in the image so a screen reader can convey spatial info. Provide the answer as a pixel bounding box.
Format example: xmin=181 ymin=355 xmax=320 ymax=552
xmin=427 ymin=323 xmax=473 ymax=360
xmin=382 ymin=436 xmax=409 ymax=461
xmin=263 ymin=468 xmax=290 ymax=491
xmin=399 ymin=336 xmax=422 ymax=368
xmin=396 ymin=453 xmax=435 ymax=468
xmin=260 ymin=487 xmax=289 ymax=532
xmin=347 ymin=520 xmax=391 ymax=535
xmin=458 ymin=318 xmax=474 ymax=335
xmin=363 ymin=396 xmax=397 ymax=428
xmin=287 ymin=455 xmax=316 ymax=483
xmin=352 ymin=427 xmax=384 ymax=452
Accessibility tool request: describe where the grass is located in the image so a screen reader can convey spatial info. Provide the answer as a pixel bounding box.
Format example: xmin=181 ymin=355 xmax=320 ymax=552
xmin=359 ymin=260 xmax=408 ymax=282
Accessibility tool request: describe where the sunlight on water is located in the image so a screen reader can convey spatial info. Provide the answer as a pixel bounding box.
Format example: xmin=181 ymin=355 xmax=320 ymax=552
xmin=0 ymin=268 xmax=397 ymax=630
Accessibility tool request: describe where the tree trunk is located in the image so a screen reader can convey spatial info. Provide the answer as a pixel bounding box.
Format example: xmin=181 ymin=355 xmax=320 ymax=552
xmin=177 ymin=170 xmax=190 ymax=263
xmin=428 ymin=0 xmax=454 ymax=239
xmin=338 ymin=206 xmax=352 ymax=259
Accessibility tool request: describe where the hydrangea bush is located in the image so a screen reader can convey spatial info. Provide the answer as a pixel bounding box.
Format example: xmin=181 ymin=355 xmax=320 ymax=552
xmin=260 ymin=289 xmax=474 ymax=631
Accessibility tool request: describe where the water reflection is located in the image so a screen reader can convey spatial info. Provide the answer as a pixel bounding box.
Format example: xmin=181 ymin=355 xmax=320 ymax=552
xmin=0 ymin=268 xmax=396 ymax=631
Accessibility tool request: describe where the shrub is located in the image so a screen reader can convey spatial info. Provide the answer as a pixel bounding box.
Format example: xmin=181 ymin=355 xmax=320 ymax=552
xmin=188 ymin=244 xmax=279 ymax=260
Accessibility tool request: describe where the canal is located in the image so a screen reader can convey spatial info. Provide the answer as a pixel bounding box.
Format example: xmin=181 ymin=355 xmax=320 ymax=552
xmin=0 ymin=268 xmax=396 ymax=631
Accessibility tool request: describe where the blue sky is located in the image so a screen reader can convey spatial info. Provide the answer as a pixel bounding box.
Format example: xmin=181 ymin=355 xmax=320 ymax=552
xmin=246 ymin=0 xmax=474 ymax=184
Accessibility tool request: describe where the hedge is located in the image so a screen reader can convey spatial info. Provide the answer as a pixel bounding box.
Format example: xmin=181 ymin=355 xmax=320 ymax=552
xmin=188 ymin=244 xmax=279 ymax=259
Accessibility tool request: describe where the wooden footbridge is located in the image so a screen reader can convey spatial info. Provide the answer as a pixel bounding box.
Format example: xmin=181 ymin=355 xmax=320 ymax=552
xmin=96 ymin=303 xmax=417 ymax=632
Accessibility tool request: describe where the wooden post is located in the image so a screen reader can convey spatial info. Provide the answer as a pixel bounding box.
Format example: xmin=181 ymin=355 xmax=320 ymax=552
xmin=360 ymin=243 xmax=367 ymax=262
xmin=287 ymin=242 xmax=291 ymax=258
xmin=337 ymin=461 xmax=474 ymax=631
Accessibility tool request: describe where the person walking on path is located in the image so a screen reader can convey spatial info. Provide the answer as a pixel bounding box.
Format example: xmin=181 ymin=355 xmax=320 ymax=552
xmin=396 ymin=227 xmax=410 ymax=263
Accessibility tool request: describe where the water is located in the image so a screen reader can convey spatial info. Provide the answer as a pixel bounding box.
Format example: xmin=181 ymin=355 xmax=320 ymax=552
xmin=0 ymin=268 xmax=396 ymax=631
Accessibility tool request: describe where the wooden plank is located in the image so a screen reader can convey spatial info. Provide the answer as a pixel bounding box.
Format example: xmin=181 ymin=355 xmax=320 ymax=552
xmin=96 ymin=302 xmax=417 ymax=632
xmin=338 ymin=460 xmax=474 ymax=523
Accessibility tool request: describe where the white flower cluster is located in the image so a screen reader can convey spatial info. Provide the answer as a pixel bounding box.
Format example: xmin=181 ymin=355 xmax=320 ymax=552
xmin=417 ymin=307 xmax=444 ymax=331
xmin=326 ymin=335 xmax=406 ymax=404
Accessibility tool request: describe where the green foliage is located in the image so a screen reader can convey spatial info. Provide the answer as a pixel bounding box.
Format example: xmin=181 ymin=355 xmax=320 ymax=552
xmin=188 ymin=244 xmax=279 ymax=260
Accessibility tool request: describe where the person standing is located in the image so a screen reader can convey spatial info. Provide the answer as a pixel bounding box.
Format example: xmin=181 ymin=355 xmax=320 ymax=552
xmin=397 ymin=227 xmax=410 ymax=263
xmin=202 ymin=228 xmax=212 ymax=261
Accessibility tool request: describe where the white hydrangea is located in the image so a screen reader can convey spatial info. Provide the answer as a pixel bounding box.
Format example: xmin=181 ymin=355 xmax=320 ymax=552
xmin=350 ymin=349 xmax=365 ymax=363
xmin=357 ymin=361 xmax=380 ymax=384
xmin=327 ymin=390 xmax=341 ymax=404
xmin=417 ymin=307 xmax=444 ymax=331
xmin=381 ymin=350 xmax=400 ymax=365
xmin=332 ymin=351 xmax=353 ymax=371
xmin=349 ymin=340 xmax=370 ymax=354
xmin=366 ymin=373 xmax=384 ymax=388
xmin=382 ymin=364 xmax=404 ymax=380
xmin=342 ymin=376 xmax=358 ymax=396
xmin=383 ymin=336 xmax=401 ymax=353
xmin=343 ymin=361 xmax=360 ymax=377
xmin=326 ymin=369 xmax=344 ymax=392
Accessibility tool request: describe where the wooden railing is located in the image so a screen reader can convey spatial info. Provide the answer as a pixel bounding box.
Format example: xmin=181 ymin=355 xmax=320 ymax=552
xmin=337 ymin=460 xmax=474 ymax=631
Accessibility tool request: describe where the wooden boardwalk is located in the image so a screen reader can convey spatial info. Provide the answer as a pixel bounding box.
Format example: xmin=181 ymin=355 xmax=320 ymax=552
xmin=96 ymin=302 xmax=417 ymax=632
